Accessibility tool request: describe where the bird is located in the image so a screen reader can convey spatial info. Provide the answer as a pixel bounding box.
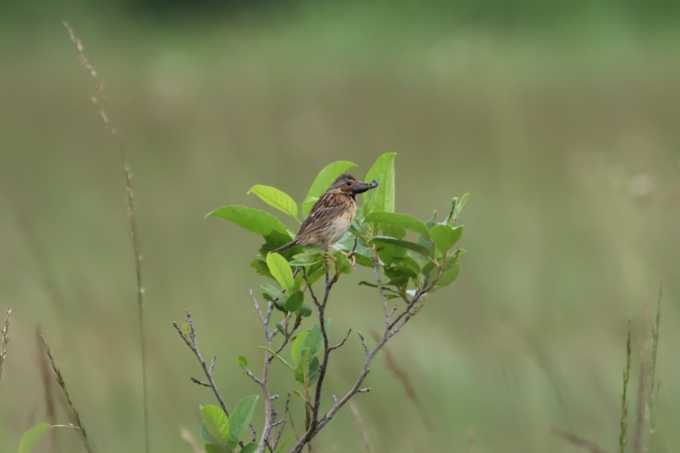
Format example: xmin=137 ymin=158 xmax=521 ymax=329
xmin=271 ymin=174 xmax=378 ymax=254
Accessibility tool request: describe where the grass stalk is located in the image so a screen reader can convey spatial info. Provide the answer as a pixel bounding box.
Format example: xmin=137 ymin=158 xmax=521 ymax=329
xmin=0 ymin=308 xmax=11 ymax=391
xmin=41 ymin=335 xmax=94 ymax=453
xmin=619 ymin=319 xmax=632 ymax=453
xmin=63 ymin=22 xmax=149 ymax=453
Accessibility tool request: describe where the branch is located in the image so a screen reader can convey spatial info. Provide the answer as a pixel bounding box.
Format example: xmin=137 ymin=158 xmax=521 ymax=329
xmin=329 ymin=329 xmax=352 ymax=352
xmin=173 ymin=311 xmax=230 ymax=417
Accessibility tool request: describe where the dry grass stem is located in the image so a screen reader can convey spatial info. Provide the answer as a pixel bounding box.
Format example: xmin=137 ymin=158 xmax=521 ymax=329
xmin=370 ymin=330 xmax=432 ymax=431
xmin=0 ymin=308 xmax=11 ymax=389
xmin=63 ymin=21 xmax=149 ymax=452
xmin=549 ymin=425 xmax=611 ymax=453
xmin=619 ymin=320 xmax=632 ymax=453
xmin=349 ymin=402 xmax=375 ymax=453
xmin=41 ymin=335 xmax=94 ymax=453
xmin=36 ymin=327 xmax=58 ymax=451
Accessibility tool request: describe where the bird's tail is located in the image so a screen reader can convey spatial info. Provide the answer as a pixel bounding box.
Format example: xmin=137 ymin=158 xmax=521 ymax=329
xmin=271 ymin=240 xmax=298 ymax=253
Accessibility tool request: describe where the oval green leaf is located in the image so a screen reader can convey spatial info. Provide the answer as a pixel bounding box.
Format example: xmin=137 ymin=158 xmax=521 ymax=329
xmin=429 ymin=225 xmax=464 ymax=253
xmin=291 ymin=331 xmax=310 ymax=365
xmin=248 ymin=185 xmax=298 ymax=220
xmin=207 ymin=206 xmax=289 ymax=236
xmin=18 ymin=423 xmax=52 ymax=453
xmin=363 ymin=153 xmax=395 ymax=215
xmin=227 ymin=395 xmax=259 ymax=450
xmin=241 ymin=443 xmax=259 ymax=453
xmin=364 ymin=212 xmax=430 ymax=238
xmin=284 ymin=290 xmax=304 ymax=312
xmin=200 ymin=405 xmax=230 ymax=444
xmin=266 ymin=253 xmax=295 ymax=293
xmin=302 ymin=161 xmax=357 ymax=217
xmin=370 ymin=236 xmax=431 ymax=257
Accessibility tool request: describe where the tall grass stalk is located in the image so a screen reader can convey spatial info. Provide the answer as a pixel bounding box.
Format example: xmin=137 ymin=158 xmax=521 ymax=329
xmin=63 ymin=22 xmax=149 ymax=453
xmin=0 ymin=308 xmax=10 ymax=391
xmin=619 ymin=320 xmax=632 ymax=453
xmin=41 ymin=335 xmax=94 ymax=453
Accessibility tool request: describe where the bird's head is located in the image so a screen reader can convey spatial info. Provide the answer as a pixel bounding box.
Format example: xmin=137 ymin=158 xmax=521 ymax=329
xmin=329 ymin=174 xmax=379 ymax=197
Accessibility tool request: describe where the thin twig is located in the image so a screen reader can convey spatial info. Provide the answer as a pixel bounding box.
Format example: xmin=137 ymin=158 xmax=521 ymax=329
xmin=63 ymin=22 xmax=149 ymax=453
xmin=41 ymin=336 xmax=95 ymax=453
xmin=173 ymin=312 xmax=230 ymax=417
xmin=329 ymin=329 xmax=352 ymax=352
xmin=273 ymin=394 xmax=291 ymax=452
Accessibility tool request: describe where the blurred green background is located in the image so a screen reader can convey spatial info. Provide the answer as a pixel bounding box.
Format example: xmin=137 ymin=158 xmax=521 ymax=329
xmin=1 ymin=0 xmax=679 ymax=451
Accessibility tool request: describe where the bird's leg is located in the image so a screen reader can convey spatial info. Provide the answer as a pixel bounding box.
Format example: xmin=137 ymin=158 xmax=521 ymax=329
xmin=327 ymin=244 xmax=356 ymax=269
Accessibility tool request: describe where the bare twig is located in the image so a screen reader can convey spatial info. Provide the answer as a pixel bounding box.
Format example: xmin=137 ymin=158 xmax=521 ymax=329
xmin=550 ymin=425 xmax=611 ymax=453
xmin=173 ymin=311 xmax=230 ymax=417
xmin=273 ymin=394 xmax=291 ymax=452
xmin=63 ymin=22 xmax=149 ymax=452
xmin=329 ymin=329 xmax=352 ymax=352
xmin=41 ymin=336 xmax=94 ymax=453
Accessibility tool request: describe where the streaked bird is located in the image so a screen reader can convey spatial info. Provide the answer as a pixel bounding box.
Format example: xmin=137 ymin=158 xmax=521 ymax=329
xmin=272 ymin=174 xmax=378 ymax=253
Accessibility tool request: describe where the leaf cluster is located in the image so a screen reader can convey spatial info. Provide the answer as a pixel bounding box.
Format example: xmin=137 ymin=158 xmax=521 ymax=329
xmin=208 ymin=153 xmax=468 ymax=311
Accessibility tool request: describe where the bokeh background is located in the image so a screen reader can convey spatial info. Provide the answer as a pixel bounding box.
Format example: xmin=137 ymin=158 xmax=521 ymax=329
xmin=1 ymin=0 xmax=679 ymax=451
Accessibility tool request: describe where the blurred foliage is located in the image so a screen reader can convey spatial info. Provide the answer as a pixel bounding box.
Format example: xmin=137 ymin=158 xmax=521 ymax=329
xmin=1 ymin=0 xmax=680 ymax=452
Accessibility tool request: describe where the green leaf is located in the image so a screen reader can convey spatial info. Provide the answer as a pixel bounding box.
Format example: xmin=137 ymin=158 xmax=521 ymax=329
xmin=207 ymin=206 xmax=289 ymax=236
xmin=429 ymin=225 xmax=464 ymax=253
xmin=302 ymin=321 xmax=327 ymax=357
xmin=266 ymin=253 xmax=295 ymax=293
xmin=306 ymin=267 xmax=329 ymax=286
xmin=393 ymin=255 xmax=421 ymax=276
xmin=302 ymin=161 xmax=357 ymax=217
xmin=200 ymin=421 xmax=221 ymax=445
xmin=250 ymin=259 xmax=273 ymax=279
xmin=240 ymin=443 xmax=259 ymax=453
xmin=288 ymin=251 xmax=323 ymax=267
xmin=248 ymin=184 xmax=299 ymax=220
xmin=237 ymin=356 xmax=248 ymax=368
xmin=358 ymin=281 xmax=380 ymax=288
xmin=370 ymin=236 xmax=431 ymax=257
xmin=227 ymin=395 xmax=259 ymax=450
xmin=291 ymin=331 xmax=310 ymax=365
xmin=299 ymin=304 xmax=313 ymax=317
xmin=259 ymin=230 xmax=300 ymax=259
xmin=18 ymin=423 xmax=52 ymax=453
xmin=275 ymin=434 xmax=295 ymax=453
xmin=363 ymin=153 xmax=396 ymax=215
xmin=284 ymin=291 xmax=304 ymax=312
xmin=276 ymin=322 xmax=286 ymax=335
xmin=258 ymin=346 xmax=295 ymax=371
xmin=204 ymin=443 xmax=231 ymax=453
xmin=334 ymin=252 xmax=352 ymax=274
xmin=364 ymin=212 xmax=430 ymax=238
xmin=261 ymin=283 xmax=286 ymax=302
xmin=434 ymin=259 xmax=461 ymax=289
xmin=200 ymin=405 xmax=230 ymax=444
xmin=294 ymin=354 xmax=310 ymax=383
xmin=455 ymin=193 xmax=470 ymax=221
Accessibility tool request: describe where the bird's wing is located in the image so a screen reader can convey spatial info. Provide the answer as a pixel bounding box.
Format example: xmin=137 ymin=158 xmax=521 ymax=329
xmin=296 ymin=192 xmax=351 ymax=239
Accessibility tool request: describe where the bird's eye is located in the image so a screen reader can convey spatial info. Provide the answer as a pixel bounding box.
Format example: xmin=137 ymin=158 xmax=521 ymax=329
xmin=345 ymin=181 xmax=352 ymax=187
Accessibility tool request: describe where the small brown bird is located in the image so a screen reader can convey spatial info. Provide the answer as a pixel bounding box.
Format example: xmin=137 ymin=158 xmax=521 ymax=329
xmin=272 ymin=174 xmax=378 ymax=253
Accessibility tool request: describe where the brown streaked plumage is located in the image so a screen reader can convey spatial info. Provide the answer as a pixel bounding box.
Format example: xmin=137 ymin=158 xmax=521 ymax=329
xmin=272 ymin=174 xmax=378 ymax=253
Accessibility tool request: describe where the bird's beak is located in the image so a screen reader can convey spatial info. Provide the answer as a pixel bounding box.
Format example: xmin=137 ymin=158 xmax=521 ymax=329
xmin=352 ymin=180 xmax=379 ymax=194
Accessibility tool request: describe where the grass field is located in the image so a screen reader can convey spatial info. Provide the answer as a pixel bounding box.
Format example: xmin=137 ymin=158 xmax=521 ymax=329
xmin=1 ymin=3 xmax=679 ymax=452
